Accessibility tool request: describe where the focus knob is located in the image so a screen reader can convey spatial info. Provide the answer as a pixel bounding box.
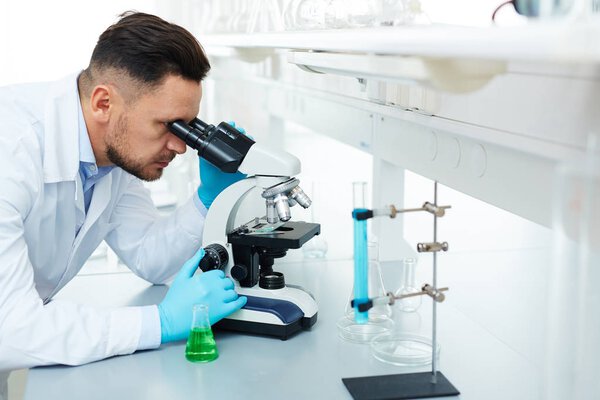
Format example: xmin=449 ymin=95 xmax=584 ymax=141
xmin=198 ymin=244 xmax=229 ymax=272
xmin=231 ymin=264 xmax=248 ymax=281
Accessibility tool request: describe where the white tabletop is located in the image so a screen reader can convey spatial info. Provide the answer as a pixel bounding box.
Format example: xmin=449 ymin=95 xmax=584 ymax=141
xmin=24 ymin=251 xmax=545 ymax=400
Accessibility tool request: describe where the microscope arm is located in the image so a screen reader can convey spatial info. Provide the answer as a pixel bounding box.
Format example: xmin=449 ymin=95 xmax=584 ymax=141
xmin=237 ymin=142 xmax=301 ymax=177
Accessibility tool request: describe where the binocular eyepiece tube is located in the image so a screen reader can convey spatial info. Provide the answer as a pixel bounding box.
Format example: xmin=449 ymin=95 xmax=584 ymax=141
xmin=167 ymin=118 xmax=255 ymax=173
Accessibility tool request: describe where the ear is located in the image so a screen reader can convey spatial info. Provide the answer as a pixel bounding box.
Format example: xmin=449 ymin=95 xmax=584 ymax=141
xmin=89 ymin=85 xmax=112 ymax=123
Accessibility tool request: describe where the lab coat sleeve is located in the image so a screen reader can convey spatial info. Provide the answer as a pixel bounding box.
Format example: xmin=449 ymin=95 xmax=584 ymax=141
xmin=0 ymin=134 xmax=145 ymax=371
xmin=104 ymin=176 xmax=205 ymax=284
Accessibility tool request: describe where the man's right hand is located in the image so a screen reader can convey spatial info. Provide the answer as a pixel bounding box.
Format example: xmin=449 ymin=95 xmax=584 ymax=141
xmin=158 ymin=248 xmax=247 ymax=343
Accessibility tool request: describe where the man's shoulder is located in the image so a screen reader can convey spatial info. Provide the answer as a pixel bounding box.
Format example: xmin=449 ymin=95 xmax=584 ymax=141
xmin=0 ymin=74 xmax=78 ymax=124
xmin=0 ymin=80 xmax=54 ymax=141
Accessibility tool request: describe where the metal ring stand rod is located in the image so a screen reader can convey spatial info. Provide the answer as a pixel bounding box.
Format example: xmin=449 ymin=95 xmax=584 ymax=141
xmin=431 ymin=181 xmax=439 ymax=383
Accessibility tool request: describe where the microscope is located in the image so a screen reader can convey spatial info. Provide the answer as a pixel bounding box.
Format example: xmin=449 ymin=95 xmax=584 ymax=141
xmin=169 ymin=118 xmax=321 ymax=340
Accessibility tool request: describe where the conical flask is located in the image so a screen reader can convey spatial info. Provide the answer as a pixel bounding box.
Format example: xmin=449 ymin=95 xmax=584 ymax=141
xmin=344 ymin=240 xmax=392 ymax=320
xmin=337 ymin=240 xmax=394 ymax=343
xmin=185 ymin=304 xmax=218 ymax=363
xmin=395 ymin=257 xmax=422 ymax=313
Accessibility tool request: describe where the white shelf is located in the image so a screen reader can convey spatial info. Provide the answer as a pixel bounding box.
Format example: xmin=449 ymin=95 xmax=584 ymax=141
xmin=200 ymin=21 xmax=600 ymax=227
xmin=202 ymin=22 xmax=600 ymax=64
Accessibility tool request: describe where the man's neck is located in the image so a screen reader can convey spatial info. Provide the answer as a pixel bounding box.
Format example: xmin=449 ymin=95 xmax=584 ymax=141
xmin=77 ymin=74 xmax=111 ymax=167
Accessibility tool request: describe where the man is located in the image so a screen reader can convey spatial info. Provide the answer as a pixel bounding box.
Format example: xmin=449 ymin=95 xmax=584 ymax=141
xmin=0 ymin=11 xmax=247 ymax=378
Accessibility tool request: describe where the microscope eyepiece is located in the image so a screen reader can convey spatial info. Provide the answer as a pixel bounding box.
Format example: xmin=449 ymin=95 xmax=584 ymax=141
xmin=168 ymin=120 xmax=208 ymax=151
xmin=190 ymin=118 xmax=210 ymax=133
xmin=167 ymin=117 xmax=256 ymax=173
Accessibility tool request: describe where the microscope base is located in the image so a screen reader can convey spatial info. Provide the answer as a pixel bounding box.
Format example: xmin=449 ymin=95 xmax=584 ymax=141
xmin=214 ymin=291 xmax=318 ymax=340
xmin=215 ymin=313 xmax=317 ymax=340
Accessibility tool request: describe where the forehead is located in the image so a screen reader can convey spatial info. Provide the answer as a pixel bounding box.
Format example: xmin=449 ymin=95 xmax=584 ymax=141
xmin=135 ymin=75 xmax=202 ymax=121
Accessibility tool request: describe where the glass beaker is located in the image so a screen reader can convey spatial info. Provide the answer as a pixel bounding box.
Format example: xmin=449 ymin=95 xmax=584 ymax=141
xmin=346 ymin=0 xmax=383 ymax=28
xmin=302 ymin=182 xmax=328 ymax=259
xmin=324 ymin=0 xmax=351 ymax=29
xmin=185 ymin=304 xmax=219 ymax=363
xmin=395 ymin=258 xmax=422 ymax=313
xmin=295 ymin=0 xmax=327 ymax=30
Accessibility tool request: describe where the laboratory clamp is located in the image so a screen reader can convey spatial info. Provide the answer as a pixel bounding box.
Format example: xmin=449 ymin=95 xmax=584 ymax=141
xmin=343 ymin=182 xmax=460 ymax=399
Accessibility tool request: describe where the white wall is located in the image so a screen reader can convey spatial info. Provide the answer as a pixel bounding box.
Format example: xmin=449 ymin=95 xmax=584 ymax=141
xmin=0 ymin=1 xmax=161 ymax=86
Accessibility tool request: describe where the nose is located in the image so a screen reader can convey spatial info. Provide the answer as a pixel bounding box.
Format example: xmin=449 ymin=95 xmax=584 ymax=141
xmin=167 ymin=134 xmax=187 ymax=155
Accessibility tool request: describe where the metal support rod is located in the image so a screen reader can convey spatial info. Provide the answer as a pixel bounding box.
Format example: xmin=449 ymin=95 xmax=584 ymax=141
xmin=431 ymin=181 xmax=439 ymax=383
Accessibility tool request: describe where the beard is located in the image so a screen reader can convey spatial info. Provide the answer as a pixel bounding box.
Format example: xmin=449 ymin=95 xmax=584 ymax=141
xmin=105 ymin=115 xmax=174 ymax=182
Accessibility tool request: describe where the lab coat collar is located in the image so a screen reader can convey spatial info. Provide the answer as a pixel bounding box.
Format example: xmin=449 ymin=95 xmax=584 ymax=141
xmin=77 ymin=93 xmax=96 ymax=165
xmin=43 ymin=73 xmax=83 ymax=184
xmin=39 ymin=73 xmax=113 ymax=245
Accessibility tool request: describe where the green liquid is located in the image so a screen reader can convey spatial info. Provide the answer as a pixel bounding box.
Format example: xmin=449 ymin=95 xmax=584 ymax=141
xmin=185 ymin=327 xmax=218 ymax=363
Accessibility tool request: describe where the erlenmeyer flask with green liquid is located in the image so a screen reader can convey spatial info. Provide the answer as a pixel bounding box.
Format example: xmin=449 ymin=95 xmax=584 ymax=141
xmin=185 ymin=304 xmax=218 ymax=363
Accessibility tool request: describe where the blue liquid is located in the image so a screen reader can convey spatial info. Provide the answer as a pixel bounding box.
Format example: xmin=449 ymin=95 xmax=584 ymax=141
xmin=352 ymin=209 xmax=369 ymax=324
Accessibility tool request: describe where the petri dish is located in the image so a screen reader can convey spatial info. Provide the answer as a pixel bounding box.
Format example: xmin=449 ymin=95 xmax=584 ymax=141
xmin=370 ymin=333 xmax=440 ymax=366
xmin=337 ymin=315 xmax=394 ymax=344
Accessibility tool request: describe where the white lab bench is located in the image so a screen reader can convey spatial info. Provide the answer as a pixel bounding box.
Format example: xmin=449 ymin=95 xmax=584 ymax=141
xmin=24 ymin=246 xmax=549 ymax=400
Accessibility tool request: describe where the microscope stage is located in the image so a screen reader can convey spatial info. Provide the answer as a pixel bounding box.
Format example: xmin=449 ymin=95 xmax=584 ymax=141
xmin=228 ymin=221 xmax=321 ymax=249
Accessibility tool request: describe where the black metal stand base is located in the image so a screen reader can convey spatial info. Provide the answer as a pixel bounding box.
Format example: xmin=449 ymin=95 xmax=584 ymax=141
xmin=342 ymin=371 xmax=460 ymax=400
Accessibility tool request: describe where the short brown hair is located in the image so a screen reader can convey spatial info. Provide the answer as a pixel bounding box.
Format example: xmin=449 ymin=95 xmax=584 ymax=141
xmin=85 ymin=11 xmax=210 ymax=85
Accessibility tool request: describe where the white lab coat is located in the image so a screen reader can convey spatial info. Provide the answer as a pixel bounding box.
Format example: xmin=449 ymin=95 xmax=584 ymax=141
xmin=0 ymin=74 xmax=205 ymax=372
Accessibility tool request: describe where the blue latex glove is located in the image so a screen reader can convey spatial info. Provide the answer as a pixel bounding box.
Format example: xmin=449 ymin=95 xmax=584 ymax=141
xmin=158 ymin=248 xmax=247 ymax=343
xmin=197 ymin=121 xmax=249 ymax=209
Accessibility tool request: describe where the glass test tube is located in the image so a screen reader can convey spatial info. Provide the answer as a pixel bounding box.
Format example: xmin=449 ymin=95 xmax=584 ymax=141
xmin=352 ymin=181 xmax=369 ymax=324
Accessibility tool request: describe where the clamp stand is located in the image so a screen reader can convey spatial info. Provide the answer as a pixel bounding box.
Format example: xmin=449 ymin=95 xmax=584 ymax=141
xmin=343 ymin=181 xmax=460 ymax=399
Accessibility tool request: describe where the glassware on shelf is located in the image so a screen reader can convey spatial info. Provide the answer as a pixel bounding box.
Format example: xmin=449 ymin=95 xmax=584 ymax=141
xmin=227 ymin=0 xmax=253 ymax=33
xmin=323 ymin=0 xmax=351 ymax=29
xmin=346 ymin=0 xmax=383 ymax=28
xmin=294 ymin=0 xmax=328 ymax=30
xmin=394 ymin=257 xmax=422 ymax=313
xmin=283 ymin=0 xmax=303 ymax=30
xmin=209 ymin=1 xmax=233 ymax=33
xmin=376 ymin=0 xmax=429 ymax=27
xmin=247 ymin=0 xmax=285 ymax=33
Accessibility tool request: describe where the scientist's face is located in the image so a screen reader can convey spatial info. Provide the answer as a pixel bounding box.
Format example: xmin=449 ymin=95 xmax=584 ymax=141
xmin=104 ymin=74 xmax=201 ymax=181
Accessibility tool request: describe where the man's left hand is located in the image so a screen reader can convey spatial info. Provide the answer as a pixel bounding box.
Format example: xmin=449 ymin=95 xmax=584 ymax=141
xmin=197 ymin=121 xmax=249 ymax=209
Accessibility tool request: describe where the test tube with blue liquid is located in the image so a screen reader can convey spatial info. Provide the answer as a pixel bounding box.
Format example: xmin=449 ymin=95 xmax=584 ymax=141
xmin=337 ymin=182 xmax=393 ymax=342
xmin=352 ymin=182 xmax=369 ymax=324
